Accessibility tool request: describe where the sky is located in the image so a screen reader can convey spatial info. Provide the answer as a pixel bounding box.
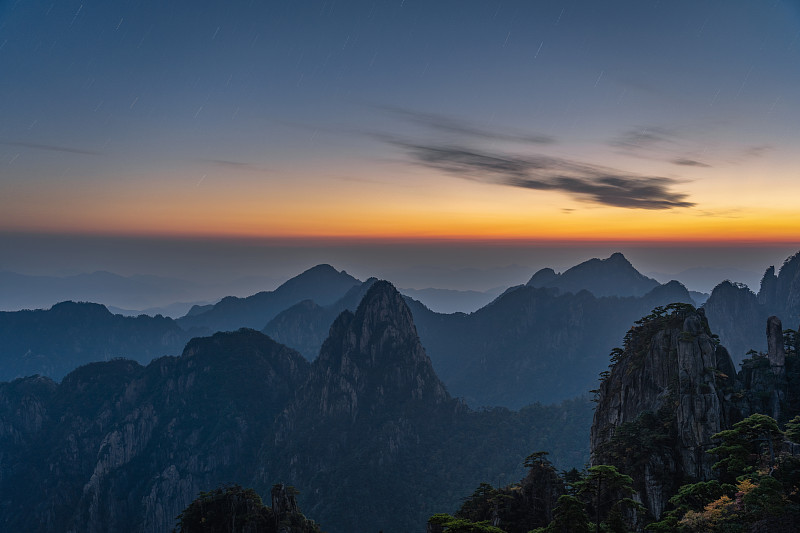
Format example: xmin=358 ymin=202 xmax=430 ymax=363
xmin=1 ymin=0 xmax=800 ymax=293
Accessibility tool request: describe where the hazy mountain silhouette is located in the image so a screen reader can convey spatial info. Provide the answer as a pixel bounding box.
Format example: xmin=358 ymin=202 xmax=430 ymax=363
xmin=0 ymin=270 xmax=202 ymax=312
xmin=176 ymin=264 xmax=361 ymax=333
xmin=0 ymin=301 xmax=193 ymax=381
xmin=264 ymin=266 xmax=695 ymax=406
xmin=703 ymin=250 xmax=800 ymax=363
xmin=526 ymin=252 xmax=660 ymax=297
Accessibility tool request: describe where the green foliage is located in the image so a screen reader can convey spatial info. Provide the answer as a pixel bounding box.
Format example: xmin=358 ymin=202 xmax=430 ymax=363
xmin=709 ymin=414 xmax=783 ymax=482
xmin=174 ymin=484 xmax=272 ymax=533
xmin=786 ymin=415 xmax=800 ymax=444
xmin=576 ymin=465 xmax=640 ymax=532
xmin=532 ymin=495 xmax=590 ymax=533
xmin=427 ymin=514 xmax=505 ymax=533
xmin=174 ymin=484 xmax=322 ymax=533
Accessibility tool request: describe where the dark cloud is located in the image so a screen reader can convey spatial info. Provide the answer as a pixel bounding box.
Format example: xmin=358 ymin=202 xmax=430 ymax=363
xmin=1 ymin=140 xmax=102 ymax=156
xmin=672 ymin=158 xmax=711 ymax=167
xmin=380 ymin=106 xmax=556 ymax=145
xmin=392 ymin=141 xmax=694 ymax=210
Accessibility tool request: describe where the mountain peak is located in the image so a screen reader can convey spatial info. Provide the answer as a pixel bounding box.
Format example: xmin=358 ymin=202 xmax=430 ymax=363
xmin=526 ymin=253 xmax=658 ymax=297
xmin=607 ymin=251 xmax=629 ymax=263
xmin=307 ymin=280 xmax=450 ymax=419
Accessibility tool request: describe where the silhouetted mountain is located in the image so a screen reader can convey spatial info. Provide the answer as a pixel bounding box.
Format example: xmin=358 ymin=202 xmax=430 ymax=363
xmin=0 ymin=270 xmax=202 ymax=312
xmin=704 ymin=280 xmax=768 ymax=362
xmin=526 ymin=252 xmax=660 ymax=297
xmin=0 ymin=282 xmax=593 ymax=533
xmin=0 ymin=301 xmax=193 ymax=381
xmin=262 ymin=267 xmax=695 ymax=407
xmin=263 ymin=278 xmax=378 ymax=360
xmin=177 ymin=264 xmax=361 ymax=333
xmin=702 ymin=251 xmax=800 ymax=364
xmin=410 ymin=279 xmax=694 ymax=407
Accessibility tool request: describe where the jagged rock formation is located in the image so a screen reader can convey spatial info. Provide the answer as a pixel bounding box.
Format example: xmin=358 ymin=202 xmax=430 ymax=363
xmin=0 ymin=281 xmax=593 ymax=533
xmin=704 ymin=250 xmax=800 ymax=364
xmin=526 ymin=252 xmax=660 ymax=298
xmin=704 ymin=280 xmax=769 ymax=363
xmin=591 ymin=306 xmax=794 ymax=520
xmin=591 ymin=304 xmax=735 ymax=519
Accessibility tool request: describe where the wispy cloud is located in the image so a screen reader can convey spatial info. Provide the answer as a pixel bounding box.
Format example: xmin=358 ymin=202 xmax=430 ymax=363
xmin=380 ymin=106 xmax=556 ymax=145
xmin=610 ymin=126 xmax=712 ymax=168
xmin=610 ymin=126 xmax=678 ymax=151
xmin=392 ymin=141 xmax=694 ymax=210
xmin=1 ymin=140 xmax=103 ymax=156
xmin=672 ymin=158 xmax=711 ymax=168
xmin=198 ymin=159 xmax=268 ymax=173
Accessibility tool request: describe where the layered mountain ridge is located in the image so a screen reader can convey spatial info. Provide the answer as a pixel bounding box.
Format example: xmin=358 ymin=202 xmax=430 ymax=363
xmin=0 ymin=280 xmax=592 ymax=533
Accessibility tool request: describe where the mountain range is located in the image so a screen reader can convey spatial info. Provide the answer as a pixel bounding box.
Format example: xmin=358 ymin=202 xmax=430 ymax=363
xmin=0 ymin=281 xmax=592 ymax=533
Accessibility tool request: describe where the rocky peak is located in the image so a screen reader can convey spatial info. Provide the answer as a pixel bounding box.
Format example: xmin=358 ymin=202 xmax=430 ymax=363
xmin=590 ymin=304 xmax=735 ymax=519
xmin=758 ymin=265 xmax=778 ymax=306
xmin=299 ymin=280 xmax=450 ymax=421
xmin=526 ymin=267 xmax=558 ymax=287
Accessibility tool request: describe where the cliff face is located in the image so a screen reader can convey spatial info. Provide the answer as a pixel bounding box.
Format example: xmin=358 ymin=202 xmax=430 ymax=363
xmin=704 ymin=280 xmax=767 ymax=363
xmin=591 ymin=305 xmax=793 ymax=520
xmin=591 ymin=305 xmax=736 ymax=519
xmin=0 ymin=330 xmax=310 ymax=533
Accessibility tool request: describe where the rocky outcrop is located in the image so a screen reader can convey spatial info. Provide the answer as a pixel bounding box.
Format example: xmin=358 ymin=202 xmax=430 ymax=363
xmin=767 ymin=315 xmax=786 ymax=371
xmin=758 ymin=266 xmax=778 ymax=306
xmin=591 ymin=305 xmax=797 ymax=520
xmin=591 ymin=304 xmax=736 ymax=519
xmin=704 ymin=280 xmax=767 ymax=363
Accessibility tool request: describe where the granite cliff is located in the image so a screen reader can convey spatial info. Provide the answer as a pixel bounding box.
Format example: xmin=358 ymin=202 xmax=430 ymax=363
xmin=591 ymin=304 xmax=795 ymax=520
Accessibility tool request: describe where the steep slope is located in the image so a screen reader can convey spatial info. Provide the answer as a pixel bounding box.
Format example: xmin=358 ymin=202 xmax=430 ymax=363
xmin=590 ymin=304 xmax=736 ymax=519
xmin=703 ymin=280 xmax=768 ymax=362
xmin=526 ymin=252 xmax=660 ymax=297
xmin=272 ymin=280 xmax=592 ymax=531
xmin=0 ymin=329 xmax=310 ymax=533
xmin=590 ymin=305 xmax=796 ymax=521
xmin=177 ymin=264 xmax=361 ymax=333
xmin=0 ymin=301 xmax=192 ymax=382
xmin=703 ymin=250 xmax=800 ymax=364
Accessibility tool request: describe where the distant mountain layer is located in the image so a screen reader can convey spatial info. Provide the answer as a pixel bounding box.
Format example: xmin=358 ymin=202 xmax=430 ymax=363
xmin=176 ymin=264 xmax=361 ymax=332
xmin=0 ymin=270 xmax=202 ymax=312
xmin=0 ymin=281 xmax=593 ymax=533
xmin=526 ymin=252 xmax=660 ymax=297
xmin=265 ymin=271 xmax=696 ymax=407
xmin=0 ymin=301 xmax=193 ymax=381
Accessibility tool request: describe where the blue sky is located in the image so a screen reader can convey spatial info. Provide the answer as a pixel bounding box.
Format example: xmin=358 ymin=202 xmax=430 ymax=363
xmin=1 ymin=0 xmax=799 ymax=288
